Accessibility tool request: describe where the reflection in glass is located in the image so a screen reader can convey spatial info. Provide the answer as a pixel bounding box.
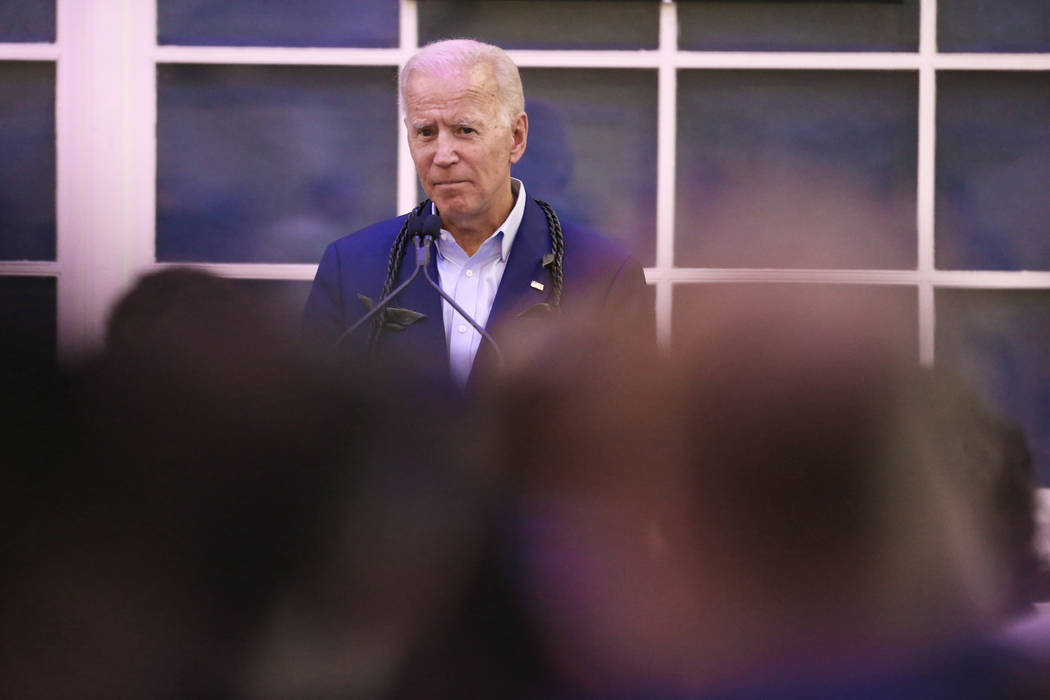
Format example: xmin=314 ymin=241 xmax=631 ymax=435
xmin=0 ymin=61 xmax=55 ymax=261
xmin=515 ymin=69 xmax=657 ymax=266
xmin=0 ymin=276 xmax=56 ymax=366
xmin=936 ymin=71 xmax=1050 ymax=271
xmin=679 ymin=0 xmax=919 ymax=52
xmin=157 ymin=64 xmax=398 ymax=264
xmin=419 ymin=1 xmax=658 ymax=50
xmin=0 ymin=1 xmax=55 ymax=42
xmin=676 ymin=70 xmax=917 ymax=269
xmin=672 ymin=283 xmax=918 ymax=359
xmin=158 ymin=0 xmax=398 ymax=47
xmin=936 ymin=290 xmax=1050 ymax=484
xmin=939 ymin=0 xmax=1050 ymax=52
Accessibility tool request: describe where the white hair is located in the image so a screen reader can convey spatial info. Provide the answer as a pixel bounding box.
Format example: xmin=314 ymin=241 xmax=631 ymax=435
xmin=399 ymin=38 xmax=525 ymax=125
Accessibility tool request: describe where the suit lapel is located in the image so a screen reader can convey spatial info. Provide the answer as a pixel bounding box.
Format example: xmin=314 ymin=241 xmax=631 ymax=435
xmin=470 ymin=198 xmax=554 ymax=387
xmin=488 ymin=197 xmax=554 ymax=327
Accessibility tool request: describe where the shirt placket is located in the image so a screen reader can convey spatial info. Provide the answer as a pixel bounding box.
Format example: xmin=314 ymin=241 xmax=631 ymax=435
xmin=449 ymin=258 xmax=480 ymax=383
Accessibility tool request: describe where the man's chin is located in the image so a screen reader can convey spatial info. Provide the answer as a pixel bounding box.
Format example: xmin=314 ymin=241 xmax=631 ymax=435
xmin=427 ymin=196 xmax=475 ymax=220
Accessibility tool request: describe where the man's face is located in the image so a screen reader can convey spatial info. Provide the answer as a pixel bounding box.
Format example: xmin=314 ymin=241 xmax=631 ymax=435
xmin=403 ymin=65 xmax=527 ymax=231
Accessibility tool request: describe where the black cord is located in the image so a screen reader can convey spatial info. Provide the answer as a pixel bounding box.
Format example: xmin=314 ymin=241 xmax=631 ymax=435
xmin=535 ymin=199 xmax=564 ymax=309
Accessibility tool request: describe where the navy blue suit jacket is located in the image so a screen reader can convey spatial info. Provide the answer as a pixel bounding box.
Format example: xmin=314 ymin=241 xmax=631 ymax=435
xmin=303 ymin=195 xmax=652 ymax=390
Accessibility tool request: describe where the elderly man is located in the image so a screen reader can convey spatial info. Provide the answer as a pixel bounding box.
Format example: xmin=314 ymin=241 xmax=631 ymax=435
xmin=303 ymin=39 xmax=651 ymax=389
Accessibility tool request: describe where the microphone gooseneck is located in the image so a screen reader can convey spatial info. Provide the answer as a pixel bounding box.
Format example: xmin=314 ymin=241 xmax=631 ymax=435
xmin=419 ymin=245 xmax=505 ymax=370
xmin=412 ymin=211 xmax=504 ymax=367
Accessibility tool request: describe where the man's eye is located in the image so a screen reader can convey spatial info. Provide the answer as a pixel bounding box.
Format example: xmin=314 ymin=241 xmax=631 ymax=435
xmin=460 ymin=126 xmax=476 ymax=135
xmin=418 ymin=128 xmax=434 ymax=137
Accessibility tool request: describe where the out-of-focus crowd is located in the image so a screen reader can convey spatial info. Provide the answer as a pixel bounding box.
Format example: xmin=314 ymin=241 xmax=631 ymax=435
xmin=3 ymin=268 xmax=1048 ymax=699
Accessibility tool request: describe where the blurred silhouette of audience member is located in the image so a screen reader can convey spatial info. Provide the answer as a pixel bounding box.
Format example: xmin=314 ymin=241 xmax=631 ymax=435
xmin=912 ymin=369 xmax=1045 ymax=618
xmin=1 ymin=268 xmax=495 ymax=700
xmin=378 ymin=313 xmax=659 ymax=700
xmin=486 ymin=294 xmax=1050 ymax=699
xmin=913 ymin=366 xmax=1050 ymax=680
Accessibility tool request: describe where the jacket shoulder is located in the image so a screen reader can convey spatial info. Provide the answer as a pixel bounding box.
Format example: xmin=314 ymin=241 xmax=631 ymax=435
xmin=304 ymin=213 xmax=413 ymax=347
xmin=522 ymin=196 xmax=636 ymax=269
xmin=325 ymin=213 xmax=411 ymax=259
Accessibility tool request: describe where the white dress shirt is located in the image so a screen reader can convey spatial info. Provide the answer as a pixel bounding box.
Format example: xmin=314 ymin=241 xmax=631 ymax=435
xmin=434 ymin=178 xmax=526 ymax=387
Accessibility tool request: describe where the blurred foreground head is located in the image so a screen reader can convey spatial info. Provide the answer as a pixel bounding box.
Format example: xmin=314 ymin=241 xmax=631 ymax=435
xmin=497 ymin=290 xmax=1040 ymax=696
xmin=2 ymin=269 xmax=493 ymax=700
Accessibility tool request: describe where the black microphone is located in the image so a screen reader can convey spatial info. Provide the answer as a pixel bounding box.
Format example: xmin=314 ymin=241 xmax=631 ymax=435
xmin=412 ymin=213 xmax=442 ymax=267
xmin=419 ymin=213 xmax=443 ymax=241
xmin=405 ymin=212 xmax=425 ymax=239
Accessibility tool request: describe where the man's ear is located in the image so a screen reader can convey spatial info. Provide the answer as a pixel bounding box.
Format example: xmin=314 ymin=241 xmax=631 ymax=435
xmin=509 ymin=112 xmax=528 ymax=165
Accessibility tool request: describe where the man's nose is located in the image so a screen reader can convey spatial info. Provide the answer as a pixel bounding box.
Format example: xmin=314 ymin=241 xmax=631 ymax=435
xmin=433 ymin=130 xmax=458 ymax=166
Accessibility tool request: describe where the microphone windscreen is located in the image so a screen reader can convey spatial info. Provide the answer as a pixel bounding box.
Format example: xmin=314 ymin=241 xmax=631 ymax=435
xmin=406 ymin=213 xmax=424 ymax=238
xmin=421 ymin=214 xmax=443 ymax=240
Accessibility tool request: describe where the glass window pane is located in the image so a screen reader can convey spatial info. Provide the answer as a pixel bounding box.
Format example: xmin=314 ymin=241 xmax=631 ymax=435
xmin=676 ymin=70 xmax=917 ymax=270
xmin=0 ymin=276 xmax=56 ymax=368
xmin=935 ymin=71 xmax=1050 ymax=271
xmin=939 ymin=0 xmax=1050 ymax=52
xmin=418 ymin=1 xmax=659 ymax=50
xmin=514 ymin=68 xmax=657 ymax=266
xmin=679 ymin=0 xmax=918 ymax=52
xmin=0 ymin=62 xmax=55 ymax=261
xmin=157 ymin=64 xmax=399 ymax=264
xmin=936 ymin=290 xmax=1050 ymax=485
xmin=672 ymin=283 xmax=918 ymax=359
xmin=158 ymin=0 xmax=398 ymax=48
xmin=0 ymin=1 xmax=55 ymax=43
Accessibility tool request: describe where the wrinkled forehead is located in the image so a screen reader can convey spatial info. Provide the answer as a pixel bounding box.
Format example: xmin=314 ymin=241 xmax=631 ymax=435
xmin=403 ymin=63 xmax=501 ymax=112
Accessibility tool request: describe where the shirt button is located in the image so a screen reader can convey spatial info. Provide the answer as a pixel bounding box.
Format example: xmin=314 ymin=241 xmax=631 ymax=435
xmin=465 ymin=269 xmax=473 ymax=278
xmin=458 ymin=324 xmax=467 ymax=334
